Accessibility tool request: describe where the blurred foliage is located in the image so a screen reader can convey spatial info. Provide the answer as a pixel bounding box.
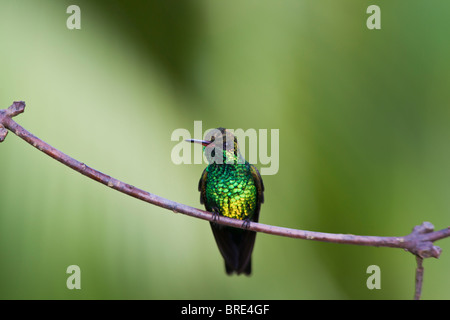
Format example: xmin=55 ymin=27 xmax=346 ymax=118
xmin=0 ymin=0 xmax=449 ymax=299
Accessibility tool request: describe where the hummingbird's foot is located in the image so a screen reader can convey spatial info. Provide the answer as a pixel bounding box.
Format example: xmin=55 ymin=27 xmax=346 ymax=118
xmin=242 ymin=218 xmax=251 ymax=230
xmin=211 ymin=207 xmax=220 ymax=224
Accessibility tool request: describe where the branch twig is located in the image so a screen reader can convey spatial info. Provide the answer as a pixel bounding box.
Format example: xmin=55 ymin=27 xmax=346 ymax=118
xmin=414 ymin=256 xmax=424 ymax=300
xmin=1 ymin=101 xmax=449 ymax=299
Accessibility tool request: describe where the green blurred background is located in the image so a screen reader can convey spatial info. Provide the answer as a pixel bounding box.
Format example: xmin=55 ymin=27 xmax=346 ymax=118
xmin=1 ymin=0 xmax=449 ymax=299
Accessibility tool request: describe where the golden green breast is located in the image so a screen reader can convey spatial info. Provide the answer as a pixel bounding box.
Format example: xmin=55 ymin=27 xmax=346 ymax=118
xmin=204 ymin=164 xmax=258 ymax=220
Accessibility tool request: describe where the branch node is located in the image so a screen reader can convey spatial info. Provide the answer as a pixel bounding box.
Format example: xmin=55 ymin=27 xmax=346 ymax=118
xmin=0 ymin=125 xmax=7 ymax=142
xmin=7 ymin=101 xmax=26 ymax=118
xmin=407 ymin=222 xmax=442 ymax=259
xmin=416 ymin=243 xmax=442 ymax=259
xmin=413 ymin=221 xmax=435 ymax=234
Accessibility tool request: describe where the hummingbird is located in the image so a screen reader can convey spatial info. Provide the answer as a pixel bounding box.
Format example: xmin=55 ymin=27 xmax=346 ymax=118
xmin=187 ymin=128 xmax=264 ymax=275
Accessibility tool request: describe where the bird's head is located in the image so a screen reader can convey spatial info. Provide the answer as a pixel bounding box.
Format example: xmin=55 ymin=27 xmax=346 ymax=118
xmin=186 ymin=127 xmax=244 ymax=165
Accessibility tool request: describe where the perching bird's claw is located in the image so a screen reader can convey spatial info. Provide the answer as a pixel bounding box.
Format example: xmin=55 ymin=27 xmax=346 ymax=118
xmin=211 ymin=207 xmax=220 ymax=224
xmin=242 ymin=219 xmax=251 ymax=230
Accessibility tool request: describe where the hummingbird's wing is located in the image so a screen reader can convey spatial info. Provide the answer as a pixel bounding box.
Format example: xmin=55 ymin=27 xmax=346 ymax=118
xmin=249 ymin=164 xmax=265 ymax=222
xmin=198 ymin=167 xmax=208 ymax=205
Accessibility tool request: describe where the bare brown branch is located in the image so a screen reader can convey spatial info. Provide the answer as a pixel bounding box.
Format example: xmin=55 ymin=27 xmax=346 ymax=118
xmin=1 ymin=101 xmax=449 ymax=299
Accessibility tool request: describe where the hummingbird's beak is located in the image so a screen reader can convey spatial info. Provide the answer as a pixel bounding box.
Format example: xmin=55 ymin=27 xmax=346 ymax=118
xmin=186 ymin=139 xmax=212 ymax=146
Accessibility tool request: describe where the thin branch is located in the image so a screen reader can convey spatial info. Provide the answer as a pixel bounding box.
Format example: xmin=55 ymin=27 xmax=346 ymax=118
xmin=1 ymin=101 xmax=450 ymax=299
xmin=414 ymin=256 xmax=424 ymax=300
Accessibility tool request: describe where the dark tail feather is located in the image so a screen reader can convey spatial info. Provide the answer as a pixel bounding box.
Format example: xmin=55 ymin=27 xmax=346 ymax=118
xmin=225 ymin=262 xmax=234 ymax=275
xmin=225 ymin=258 xmax=251 ymax=275
xmin=243 ymin=259 xmax=251 ymax=275
xmin=211 ymin=223 xmax=255 ymax=276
